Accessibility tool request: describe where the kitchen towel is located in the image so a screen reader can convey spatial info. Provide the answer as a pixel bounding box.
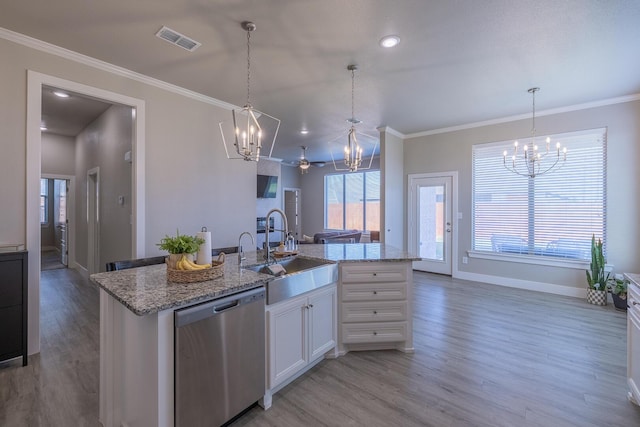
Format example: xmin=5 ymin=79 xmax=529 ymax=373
xmin=196 ymin=228 xmax=212 ymax=265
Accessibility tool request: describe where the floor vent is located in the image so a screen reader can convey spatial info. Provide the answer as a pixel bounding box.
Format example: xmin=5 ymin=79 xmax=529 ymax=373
xmin=155 ymin=26 xmax=201 ymax=52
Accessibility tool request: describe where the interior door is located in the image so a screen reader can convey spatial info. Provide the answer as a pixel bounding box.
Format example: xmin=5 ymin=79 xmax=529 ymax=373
xmin=409 ymin=175 xmax=453 ymax=274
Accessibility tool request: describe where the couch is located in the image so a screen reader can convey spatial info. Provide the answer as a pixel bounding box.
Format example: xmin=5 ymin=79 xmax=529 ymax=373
xmin=301 ymin=230 xmax=362 ymax=244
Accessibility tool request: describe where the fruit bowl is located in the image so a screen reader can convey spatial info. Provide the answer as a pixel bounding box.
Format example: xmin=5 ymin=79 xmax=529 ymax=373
xmin=166 ymin=253 xmax=225 ymax=283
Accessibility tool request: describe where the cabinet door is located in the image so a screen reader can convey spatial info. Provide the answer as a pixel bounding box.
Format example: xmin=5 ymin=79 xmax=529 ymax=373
xmin=0 ymin=306 xmax=22 ymax=359
xmin=308 ymin=285 xmax=336 ymax=360
xmin=0 ymin=259 xmax=23 ymax=308
xmin=267 ymin=296 xmax=307 ymax=388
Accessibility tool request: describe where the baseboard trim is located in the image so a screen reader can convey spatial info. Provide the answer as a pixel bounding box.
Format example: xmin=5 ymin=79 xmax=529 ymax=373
xmin=72 ymin=262 xmax=89 ymax=280
xmin=453 ymin=271 xmax=587 ymax=298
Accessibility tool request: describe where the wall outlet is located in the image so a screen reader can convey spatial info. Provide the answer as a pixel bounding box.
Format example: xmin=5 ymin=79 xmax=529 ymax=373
xmin=462 ymin=256 xmax=468 ymax=264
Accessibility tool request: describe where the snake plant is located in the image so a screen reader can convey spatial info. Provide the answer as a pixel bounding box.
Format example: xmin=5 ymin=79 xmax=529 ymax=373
xmin=586 ymin=234 xmax=609 ymax=290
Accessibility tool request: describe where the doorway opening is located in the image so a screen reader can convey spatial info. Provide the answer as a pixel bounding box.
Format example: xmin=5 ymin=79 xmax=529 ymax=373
xmin=40 ymin=176 xmax=73 ymax=270
xmin=27 ymin=71 xmax=146 ymax=355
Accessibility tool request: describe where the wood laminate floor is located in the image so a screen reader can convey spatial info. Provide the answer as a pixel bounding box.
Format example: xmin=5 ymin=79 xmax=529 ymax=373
xmin=1 ymin=269 xmax=639 ymax=426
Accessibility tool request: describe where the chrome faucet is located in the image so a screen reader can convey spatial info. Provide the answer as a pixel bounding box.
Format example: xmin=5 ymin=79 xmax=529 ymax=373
xmin=237 ymin=231 xmax=255 ymax=263
xmin=264 ymin=208 xmax=288 ymax=261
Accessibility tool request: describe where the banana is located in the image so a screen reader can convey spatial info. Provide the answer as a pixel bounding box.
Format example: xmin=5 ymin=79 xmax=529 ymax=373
xmin=176 ymin=255 xmax=187 ymax=270
xmin=184 ymin=258 xmax=210 ymax=270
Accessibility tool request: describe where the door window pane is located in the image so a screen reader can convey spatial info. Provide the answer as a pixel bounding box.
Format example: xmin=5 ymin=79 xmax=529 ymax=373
xmin=419 ymin=185 xmax=444 ymax=260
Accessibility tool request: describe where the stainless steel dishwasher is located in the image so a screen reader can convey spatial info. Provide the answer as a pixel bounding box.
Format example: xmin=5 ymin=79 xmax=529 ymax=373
xmin=174 ymin=287 xmax=265 ymax=427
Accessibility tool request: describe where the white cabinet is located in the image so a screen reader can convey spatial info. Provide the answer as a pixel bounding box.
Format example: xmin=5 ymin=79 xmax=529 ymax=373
xmin=626 ymin=276 xmax=640 ymax=406
xmin=263 ymin=284 xmax=336 ymax=408
xmin=339 ymin=262 xmax=414 ymax=354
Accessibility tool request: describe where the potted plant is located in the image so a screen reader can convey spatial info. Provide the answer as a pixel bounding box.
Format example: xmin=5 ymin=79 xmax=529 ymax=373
xmin=157 ymin=230 xmax=204 ymax=269
xmin=610 ymin=275 xmax=628 ymax=311
xmin=586 ymin=234 xmax=609 ymax=305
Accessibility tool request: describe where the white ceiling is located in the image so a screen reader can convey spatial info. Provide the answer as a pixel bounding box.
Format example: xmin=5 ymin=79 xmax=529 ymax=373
xmin=4 ymin=0 xmax=640 ymax=164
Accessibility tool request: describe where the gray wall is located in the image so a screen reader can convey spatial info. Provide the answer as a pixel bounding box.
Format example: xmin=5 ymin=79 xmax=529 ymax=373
xmin=280 ymin=164 xmax=301 ymax=191
xmin=0 ymin=36 xmax=256 ymax=262
xmin=404 ymin=100 xmax=640 ymax=289
xmin=42 ymin=133 xmax=75 ymax=175
xmin=75 ymin=104 xmax=132 ymax=271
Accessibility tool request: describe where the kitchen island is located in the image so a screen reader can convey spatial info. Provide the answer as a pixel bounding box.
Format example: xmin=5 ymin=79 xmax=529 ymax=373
xmin=91 ymin=243 xmax=418 ymax=427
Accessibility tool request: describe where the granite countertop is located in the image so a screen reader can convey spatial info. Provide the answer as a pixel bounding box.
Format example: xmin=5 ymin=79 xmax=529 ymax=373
xmin=91 ymin=243 xmax=419 ymax=316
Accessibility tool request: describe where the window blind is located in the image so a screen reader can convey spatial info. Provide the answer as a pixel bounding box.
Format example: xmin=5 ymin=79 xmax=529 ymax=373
xmin=472 ymin=128 xmax=607 ymax=261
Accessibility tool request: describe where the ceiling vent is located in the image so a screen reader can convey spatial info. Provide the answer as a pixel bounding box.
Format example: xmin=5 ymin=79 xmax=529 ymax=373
xmin=155 ymin=26 xmax=201 ymax=52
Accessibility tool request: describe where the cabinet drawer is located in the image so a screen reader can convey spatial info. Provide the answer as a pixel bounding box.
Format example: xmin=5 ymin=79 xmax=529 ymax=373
xmin=342 ymin=322 xmax=406 ymax=344
xmin=341 ymin=263 xmax=408 ymax=284
xmin=342 ymin=282 xmax=406 ymax=302
xmin=342 ymin=301 xmax=407 ymax=323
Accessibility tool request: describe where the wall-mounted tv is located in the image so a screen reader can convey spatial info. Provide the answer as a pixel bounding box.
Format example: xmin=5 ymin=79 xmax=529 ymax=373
xmin=257 ymin=174 xmax=278 ymax=198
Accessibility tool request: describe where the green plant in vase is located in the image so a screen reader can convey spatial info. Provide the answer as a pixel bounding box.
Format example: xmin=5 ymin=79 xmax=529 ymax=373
xmin=585 ymin=235 xmax=609 ymax=305
xmin=157 ymin=230 xmax=204 ymax=268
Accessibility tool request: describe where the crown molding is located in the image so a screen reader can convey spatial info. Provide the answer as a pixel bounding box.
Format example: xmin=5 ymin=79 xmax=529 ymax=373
xmin=0 ymin=26 xmax=238 ymax=111
xmin=405 ymin=93 xmax=640 ymax=139
xmin=376 ymin=126 xmax=405 ymax=139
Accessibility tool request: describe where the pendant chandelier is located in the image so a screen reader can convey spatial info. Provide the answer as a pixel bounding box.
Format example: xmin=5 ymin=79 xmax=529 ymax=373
xmin=330 ymin=64 xmax=376 ymax=172
xmin=299 ymin=146 xmax=310 ymax=174
xmin=219 ymin=21 xmax=280 ymax=162
xmin=503 ymin=87 xmax=567 ymax=178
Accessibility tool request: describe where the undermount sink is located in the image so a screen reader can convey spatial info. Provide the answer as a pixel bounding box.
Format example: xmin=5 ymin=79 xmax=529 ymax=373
xmin=243 ymin=256 xmax=337 ymax=305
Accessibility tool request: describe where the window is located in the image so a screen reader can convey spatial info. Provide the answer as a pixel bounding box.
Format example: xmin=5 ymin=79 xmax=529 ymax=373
xmin=325 ymin=170 xmax=380 ymax=231
xmin=472 ymin=128 xmax=606 ymax=261
xmin=40 ymin=178 xmax=49 ymax=224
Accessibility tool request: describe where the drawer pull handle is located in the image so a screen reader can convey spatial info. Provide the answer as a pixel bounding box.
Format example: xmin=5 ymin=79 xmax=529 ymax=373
xmin=373 ymin=273 xmax=377 ymax=276
xmin=373 ymin=291 xmax=378 ymax=295
xmin=373 ymin=331 xmax=377 ymax=336
xmin=633 ymin=301 xmax=639 ymax=306
xmin=309 ymin=304 xmax=314 ymax=308
xmin=373 ymin=310 xmax=377 ymax=315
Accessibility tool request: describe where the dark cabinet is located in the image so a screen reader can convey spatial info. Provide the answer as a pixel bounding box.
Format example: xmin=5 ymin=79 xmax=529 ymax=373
xmin=0 ymin=250 xmax=28 ymax=366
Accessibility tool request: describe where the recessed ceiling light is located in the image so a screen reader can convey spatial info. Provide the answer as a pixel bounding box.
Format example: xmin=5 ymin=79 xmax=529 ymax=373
xmin=380 ymin=35 xmax=400 ymax=48
xmin=53 ymin=91 xmax=70 ymax=98
xmin=300 ymin=130 xmax=309 ymax=135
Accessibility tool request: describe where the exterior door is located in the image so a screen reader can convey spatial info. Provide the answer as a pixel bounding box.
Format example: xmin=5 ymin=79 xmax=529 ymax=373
xmin=409 ymin=174 xmax=454 ymax=275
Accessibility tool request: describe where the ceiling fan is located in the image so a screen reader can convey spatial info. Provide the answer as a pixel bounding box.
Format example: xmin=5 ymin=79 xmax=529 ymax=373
xmin=295 ymin=146 xmax=325 ymax=174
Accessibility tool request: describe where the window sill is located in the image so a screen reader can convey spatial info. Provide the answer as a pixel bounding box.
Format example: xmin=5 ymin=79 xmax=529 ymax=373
xmin=467 ymin=250 xmax=589 ymax=270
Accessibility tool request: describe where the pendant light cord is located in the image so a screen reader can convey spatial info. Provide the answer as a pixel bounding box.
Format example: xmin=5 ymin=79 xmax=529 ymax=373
xmin=246 ymin=29 xmax=251 ymax=106
xmin=351 ymin=67 xmax=355 ymax=121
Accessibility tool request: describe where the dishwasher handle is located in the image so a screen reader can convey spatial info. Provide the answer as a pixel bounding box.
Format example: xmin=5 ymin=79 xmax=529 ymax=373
xmin=213 ymin=300 xmax=239 ymax=313
xmin=175 ymin=287 xmax=265 ymax=328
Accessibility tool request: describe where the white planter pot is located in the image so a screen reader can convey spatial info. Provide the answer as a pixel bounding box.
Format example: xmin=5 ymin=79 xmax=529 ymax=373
xmin=586 ymin=288 xmax=607 ymax=306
